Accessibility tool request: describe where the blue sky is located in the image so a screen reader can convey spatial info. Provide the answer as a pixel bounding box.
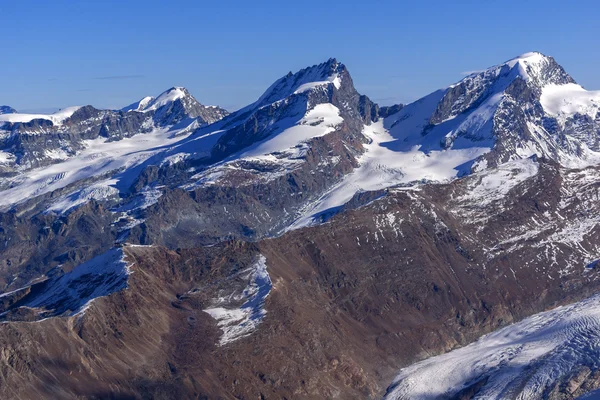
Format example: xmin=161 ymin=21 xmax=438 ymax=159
xmin=1 ymin=0 xmax=599 ymax=112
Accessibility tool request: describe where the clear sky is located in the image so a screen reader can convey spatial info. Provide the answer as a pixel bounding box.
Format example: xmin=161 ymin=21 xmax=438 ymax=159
xmin=1 ymin=0 xmax=599 ymax=112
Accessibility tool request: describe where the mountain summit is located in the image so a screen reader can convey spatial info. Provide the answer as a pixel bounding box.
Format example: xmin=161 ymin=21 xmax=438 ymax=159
xmin=122 ymin=86 xmax=229 ymax=126
xmin=0 ymin=105 xmax=16 ymax=114
xmin=383 ymin=51 xmax=600 ymax=170
xmin=2 ymin=53 xmax=600 ymax=399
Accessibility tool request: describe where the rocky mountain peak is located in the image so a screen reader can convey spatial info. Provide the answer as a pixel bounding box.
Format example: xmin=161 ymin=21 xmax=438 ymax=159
xmin=122 ymin=86 xmax=229 ymax=126
xmin=429 ymin=52 xmax=574 ymax=126
xmin=0 ymin=105 xmax=16 ymax=114
xmin=252 ymin=58 xmax=346 ymax=109
xmin=498 ymin=52 xmax=575 ymax=87
xmin=144 ymin=86 xmax=190 ymax=112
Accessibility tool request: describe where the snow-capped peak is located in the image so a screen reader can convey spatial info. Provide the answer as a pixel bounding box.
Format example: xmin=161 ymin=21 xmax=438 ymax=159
xmin=122 ymin=87 xmax=192 ymax=113
xmin=143 ymin=87 xmax=189 ymax=112
xmin=504 ymin=51 xmax=547 ymax=68
xmin=252 ymin=58 xmax=345 ymax=109
xmin=480 ymin=51 xmax=574 ymax=88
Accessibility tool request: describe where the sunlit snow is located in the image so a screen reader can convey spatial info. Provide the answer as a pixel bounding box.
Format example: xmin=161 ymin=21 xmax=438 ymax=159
xmin=385 ymin=293 xmax=600 ymax=400
xmin=204 ymin=255 xmax=272 ymax=346
xmin=0 ymin=106 xmax=82 ymax=126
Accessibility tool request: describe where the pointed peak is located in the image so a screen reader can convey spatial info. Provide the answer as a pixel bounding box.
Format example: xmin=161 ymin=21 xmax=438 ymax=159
xmin=252 ymin=58 xmax=347 ymax=109
xmin=126 ymin=87 xmax=195 ymax=113
xmin=502 ymin=52 xmax=574 ymax=86
xmin=163 ymin=86 xmax=189 ymax=95
xmin=501 ymin=52 xmax=554 ymax=75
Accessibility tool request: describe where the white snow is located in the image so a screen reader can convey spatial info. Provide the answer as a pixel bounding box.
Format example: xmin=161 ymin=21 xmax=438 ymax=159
xmin=289 ymin=119 xmax=491 ymax=229
xmin=143 ymin=87 xmax=186 ymax=111
xmin=293 ymin=74 xmax=342 ymax=94
xmin=385 ymin=292 xmax=600 ymax=400
xmin=541 ymin=83 xmax=600 ymax=118
xmin=458 ymin=157 xmax=539 ymax=207
xmin=0 ymin=150 xmax=15 ymax=164
xmin=3 ymin=248 xmax=132 ymax=320
xmin=122 ymin=96 xmax=154 ymax=112
xmin=250 ymin=60 xmax=343 ymax=110
xmin=0 ymin=119 xmax=224 ymax=210
xmin=504 ymin=51 xmax=548 ymax=81
xmin=239 ymin=103 xmax=343 ymax=158
xmin=204 ymin=255 xmax=272 ymax=346
xmin=47 ymin=179 xmax=120 ymax=213
xmin=121 ymin=88 xmax=187 ymax=113
xmin=0 ymin=106 xmax=81 ymax=125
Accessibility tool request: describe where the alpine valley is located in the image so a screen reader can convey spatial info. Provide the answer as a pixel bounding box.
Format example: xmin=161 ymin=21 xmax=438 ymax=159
xmin=2 ymin=52 xmax=600 ymax=399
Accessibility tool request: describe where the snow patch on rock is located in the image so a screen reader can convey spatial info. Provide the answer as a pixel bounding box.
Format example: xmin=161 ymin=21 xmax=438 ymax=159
xmin=1 ymin=248 xmax=132 ymax=321
xmin=204 ymin=255 xmax=272 ymax=346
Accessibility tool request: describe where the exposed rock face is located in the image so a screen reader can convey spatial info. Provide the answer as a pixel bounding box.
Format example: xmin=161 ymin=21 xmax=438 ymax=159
xmin=384 ymin=52 xmax=600 ymax=170
xmin=0 ymin=201 xmax=117 ymax=290
xmin=1 ymin=54 xmax=600 ymax=399
xmin=0 ymin=105 xmax=16 ymax=114
xmin=204 ymin=58 xmax=377 ymax=162
xmin=0 ymin=88 xmax=228 ymax=173
xmin=0 ymin=58 xmax=380 ymax=297
xmin=429 ymin=54 xmax=573 ymax=125
xmin=378 ymin=103 xmax=403 ymax=118
xmin=0 ymin=158 xmax=600 ymax=399
xmin=122 ymin=59 xmax=380 ymax=246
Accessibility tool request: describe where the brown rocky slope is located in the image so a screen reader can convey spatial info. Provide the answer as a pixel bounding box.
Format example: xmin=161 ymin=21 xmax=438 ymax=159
xmin=0 ymin=158 xmax=600 ymax=398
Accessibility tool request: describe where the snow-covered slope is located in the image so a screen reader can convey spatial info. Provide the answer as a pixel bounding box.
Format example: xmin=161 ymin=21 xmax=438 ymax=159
xmin=541 ymin=83 xmax=600 ymax=117
xmin=121 ymin=96 xmax=154 ymax=112
xmin=289 ymin=52 xmax=600 ymax=228
xmin=0 ymin=59 xmax=370 ymax=214
xmin=204 ymin=255 xmax=272 ymax=346
xmin=142 ymin=87 xmax=187 ymax=111
xmin=0 ymin=106 xmax=82 ymax=125
xmin=385 ymin=292 xmax=600 ymax=400
xmin=122 ymin=86 xmax=230 ymax=126
xmin=0 ymin=247 xmax=132 ymax=321
xmin=382 ymin=52 xmax=594 ymax=168
xmin=3 ymin=53 xmax=600 ymax=237
xmin=252 ymin=58 xmax=343 ymax=107
xmin=0 ymin=121 xmax=205 ymax=210
xmin=288 ymin=119 xmax=489 ymax=229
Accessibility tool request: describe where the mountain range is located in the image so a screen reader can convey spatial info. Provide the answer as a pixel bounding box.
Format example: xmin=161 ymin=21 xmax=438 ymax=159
xmin=1 ymin=52 xmax=600 ymax=399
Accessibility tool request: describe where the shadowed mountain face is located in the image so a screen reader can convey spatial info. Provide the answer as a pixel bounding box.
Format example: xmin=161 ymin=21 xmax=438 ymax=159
xmin=0 ymin=106 xmax=16 ymax=115
xmin=0 ymin=58 xmax=379 ymax=290
xmin=0 ymin=54 xmax=600 ymax=399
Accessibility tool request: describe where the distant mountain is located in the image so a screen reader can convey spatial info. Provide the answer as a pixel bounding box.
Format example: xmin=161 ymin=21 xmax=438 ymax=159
xmin=0 ymin=105 xmax=16 ymax=114
xmin=0 ymin=87 xmax=228 ymax=173
xmin=0 ymin=57 xmax=380 ymax=288
xmin=122 ymin=87 xmax=229 ymax=126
